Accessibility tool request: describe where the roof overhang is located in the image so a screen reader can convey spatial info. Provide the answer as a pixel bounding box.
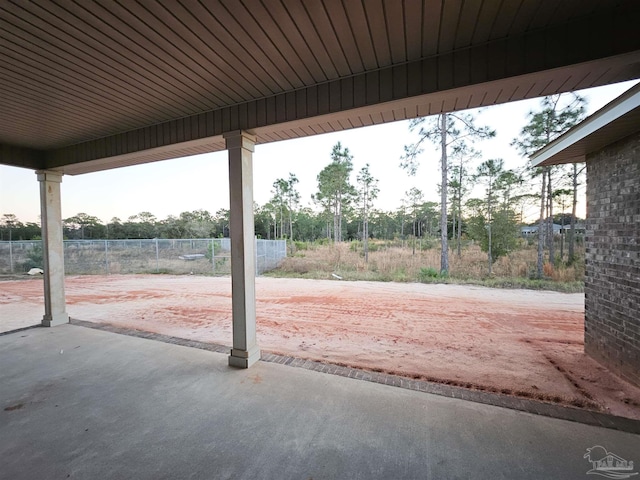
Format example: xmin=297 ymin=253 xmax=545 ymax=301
xmin=530 ymin=82 xmax=640 ymax=166
xmin=2 ymin=1 xmax=640 ymax=175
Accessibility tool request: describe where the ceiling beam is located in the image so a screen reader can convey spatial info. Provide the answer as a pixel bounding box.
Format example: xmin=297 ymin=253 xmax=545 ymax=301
xmin=0 ymin=144 xmax=44 ymax=170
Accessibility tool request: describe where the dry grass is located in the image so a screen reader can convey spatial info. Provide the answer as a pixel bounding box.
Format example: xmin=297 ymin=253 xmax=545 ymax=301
xmin=270 ymin=240 xmax=585 ymax=292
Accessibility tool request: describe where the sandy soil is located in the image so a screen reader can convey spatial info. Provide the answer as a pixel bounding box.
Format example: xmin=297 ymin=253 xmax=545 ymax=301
xmin=2 ymin=274 xmax=640 ymax=419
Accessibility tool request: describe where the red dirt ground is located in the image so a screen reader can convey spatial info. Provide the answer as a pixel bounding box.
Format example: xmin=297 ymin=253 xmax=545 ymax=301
xmin=2 ymin=274 xmax=640 ymax=419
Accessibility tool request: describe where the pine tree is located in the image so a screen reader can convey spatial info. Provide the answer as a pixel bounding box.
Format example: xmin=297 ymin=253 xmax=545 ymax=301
xmin=356 ymin=164 xmax=379 ymax=262
xmin=313 ymin=142 xmax=357 ymax=243
xmin=401 ymin=112 xmax=494 ymax=275
xmin=512 ymin=93 xmax=586 ymax=277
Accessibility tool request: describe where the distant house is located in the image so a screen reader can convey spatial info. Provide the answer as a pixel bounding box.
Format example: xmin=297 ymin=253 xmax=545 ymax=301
xmin=521 ymin=226 xmax=538 ymax=236
xmin=561 ymin=223 xmax=586 ymax=235
xmin=520 ymin=223 xmax=585 ymax=237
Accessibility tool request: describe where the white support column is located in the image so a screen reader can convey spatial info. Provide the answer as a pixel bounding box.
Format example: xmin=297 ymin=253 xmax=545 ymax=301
xmin=36 ymin=170 xmax=69 ymax=327
xmin=225 ymin=131 xmax=261 ymax=368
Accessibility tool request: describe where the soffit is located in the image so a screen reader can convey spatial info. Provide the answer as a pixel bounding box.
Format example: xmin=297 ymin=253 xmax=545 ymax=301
xmin=1 ymin=0 xmax=639 ymax=173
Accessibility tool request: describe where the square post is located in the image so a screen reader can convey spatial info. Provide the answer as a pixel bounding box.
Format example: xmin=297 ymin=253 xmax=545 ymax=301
xmin=224 ymin=131 xmax=260 ymax=368
xmin=36 ymin=170 xmax=69 ymax=326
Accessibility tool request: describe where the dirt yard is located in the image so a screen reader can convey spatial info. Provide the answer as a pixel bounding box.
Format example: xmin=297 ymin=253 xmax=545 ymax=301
xmin=2 ymin=274 xmax=640 ymax=419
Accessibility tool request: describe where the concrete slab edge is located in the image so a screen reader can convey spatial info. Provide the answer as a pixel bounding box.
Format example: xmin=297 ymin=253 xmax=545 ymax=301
xmin=0 ymin=324 xmax=42 ymax=337
xmin=65 ymin=319 xmax=640 ymax=434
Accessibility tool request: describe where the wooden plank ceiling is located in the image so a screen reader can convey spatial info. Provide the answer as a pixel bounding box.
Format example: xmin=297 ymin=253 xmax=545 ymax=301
xmin=1 ymin=0 xmax=640 ymax=173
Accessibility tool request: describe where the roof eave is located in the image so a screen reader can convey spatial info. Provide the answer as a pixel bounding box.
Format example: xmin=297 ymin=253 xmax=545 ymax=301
xmin=530 ymin=82 xmax=640 ymax=167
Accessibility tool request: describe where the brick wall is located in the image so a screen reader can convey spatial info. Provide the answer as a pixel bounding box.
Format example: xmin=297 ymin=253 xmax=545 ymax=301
xmin=585 ymin=131 xmax=640 ymax=386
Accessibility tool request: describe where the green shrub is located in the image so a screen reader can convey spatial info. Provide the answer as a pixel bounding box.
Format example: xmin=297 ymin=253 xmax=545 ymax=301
xmin=22 ymin=242 xmax=43 ymax=271
xmin=420 ymin=237 xmax=436 ymax=250
xmin=351 ymin=240 xmax=380 ymax=254
xmin=206 ymin=240 xmax=222 ymax=260
xmin=392 ymin=267 xmax=408 ymax=282
xmin=418 ymin=267 xmax=440 ymax=282
xmin=294 ymin=241 xmax=308 ymax=250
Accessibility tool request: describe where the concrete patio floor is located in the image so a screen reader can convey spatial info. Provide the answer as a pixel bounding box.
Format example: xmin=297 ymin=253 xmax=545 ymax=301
xmin=1 ymin=325 xmax=639 ymax=480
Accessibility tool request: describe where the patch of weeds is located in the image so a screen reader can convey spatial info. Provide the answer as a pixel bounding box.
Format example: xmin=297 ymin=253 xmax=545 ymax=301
xmin=450 ymin=276 xmax=584 ymax=293
xmin=392 ymin=267 xmax=408 ymax=282
xmin=149 ymin=268 xmax=173 ymax=274
xmin=294 ymin=241 xmax=308 ymax=251
xmin=418 ymin=267 xmax=440 ymax=282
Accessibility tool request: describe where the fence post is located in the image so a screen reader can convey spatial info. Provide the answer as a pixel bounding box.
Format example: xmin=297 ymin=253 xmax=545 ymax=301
xmin=211 ymin=238 xmax=215 ymax=274
xmin=9 ymin=237 xmax=13 ymax=273
xmin=155 ymin=238 xmax=159 ymax=273
xmin=105 ymin=239 xmax=109 ymax=275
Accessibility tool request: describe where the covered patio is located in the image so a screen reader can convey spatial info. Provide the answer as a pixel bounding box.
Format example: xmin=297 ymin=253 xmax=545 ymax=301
xmin=2 ymin=2 xmax=640 ymax=476
xmin=2 ymin=323 xmax=639 ymax=479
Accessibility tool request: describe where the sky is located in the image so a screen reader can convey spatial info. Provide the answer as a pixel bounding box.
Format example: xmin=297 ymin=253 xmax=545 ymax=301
xmin=1 ymin=80 xmax=637 ymax=225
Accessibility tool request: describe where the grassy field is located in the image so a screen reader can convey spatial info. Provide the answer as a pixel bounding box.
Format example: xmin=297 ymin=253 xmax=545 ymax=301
xmin=266 ymin=239 xmax=585 ymax=293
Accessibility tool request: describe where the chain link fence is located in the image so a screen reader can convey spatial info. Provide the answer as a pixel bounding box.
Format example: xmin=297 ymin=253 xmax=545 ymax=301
xmin=0 ymin=238 xmax=286 ymax=276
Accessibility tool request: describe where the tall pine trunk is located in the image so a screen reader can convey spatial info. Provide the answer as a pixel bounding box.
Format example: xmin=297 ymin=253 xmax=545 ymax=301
xmin=457 ymin=163 xmax=463 ymax=256
xmin=288 ymin=209 xmax=293 ymax=242
xmin=337 ymin=192 xmax=343 ymax=243
xmin=362 ymin=185 xmax=369 ymax=263
xmin=412 ymin=211 xmax=416 ymax=255
xmin=333 ymin=194 xmax=339 ymax=244
xmin=363 ymin=209 xmax=369 ymax=263
xmin=569 ymin=163 xmax=579 ymax=263
xmin=440 ymin=114 xmax=449 ymax=275
xmin=537 ymin=168 xmax=547 ymax=278
xmin=547 ymin=168 xmax=555 ymax=264
xmin=451 ymin=209 xmax=456 ymax=257
xmin=487 ymin=175 xmax=495 ymax=276
xmin=560 ymin=205 xmax=565 ymax=262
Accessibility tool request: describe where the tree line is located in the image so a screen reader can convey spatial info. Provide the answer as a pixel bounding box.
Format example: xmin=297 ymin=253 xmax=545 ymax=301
xmin=1 ymin=93 xmax=586 ymax=278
